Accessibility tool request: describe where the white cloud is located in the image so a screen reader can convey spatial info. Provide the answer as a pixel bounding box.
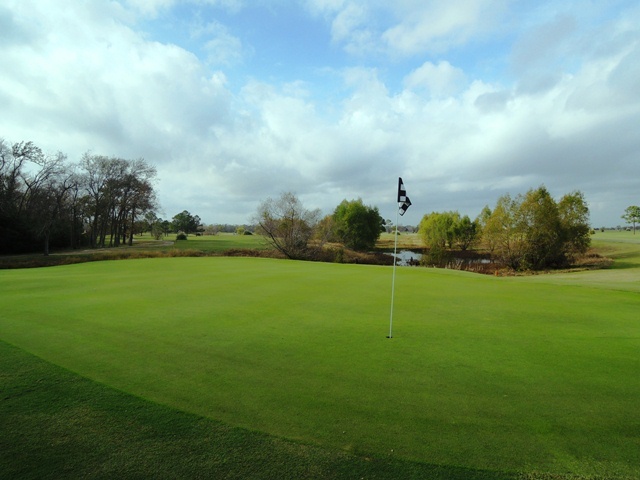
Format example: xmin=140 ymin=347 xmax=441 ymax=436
xmin=382 ymin=0 xmax=506 ymax=55
xmin=306 ymin=0 xmax=507 ymax=57
xmin=196 ymin=21 xmax=246 ymax=66
xmin=0 ymin=0 xmax=232 ymax=161
xmin=1 ymin=0 xmax=639 ymax=227
xmin=403 ymin=60 xmax=467 ymax=97
xmin=305 ymin=1 xmax=377 ymax=56
xmin=124 ymin=0 xmax=243 ymax=17
xmin=125 ymin=0 xmax=175 ymax=17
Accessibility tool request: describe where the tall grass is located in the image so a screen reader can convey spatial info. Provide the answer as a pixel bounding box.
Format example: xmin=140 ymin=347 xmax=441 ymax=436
xmin=170 ymin=232 xmax=271 ymax=252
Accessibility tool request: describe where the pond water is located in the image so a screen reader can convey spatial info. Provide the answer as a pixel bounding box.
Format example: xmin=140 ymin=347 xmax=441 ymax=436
xmin=389 ymin=250 xmax=422 ymax=266
xmin=387 ymin=250 xmax=493 ymax=267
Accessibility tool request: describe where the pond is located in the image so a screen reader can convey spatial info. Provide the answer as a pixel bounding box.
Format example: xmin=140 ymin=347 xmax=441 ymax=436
xmin=387 ymin=250 xmax=494 ymax=267
xmin=388 ymin=250 xmax=422 ymax=266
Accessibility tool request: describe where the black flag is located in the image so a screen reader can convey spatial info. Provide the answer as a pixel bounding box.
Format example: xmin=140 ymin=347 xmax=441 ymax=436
xmin=398 ymin=177 xmax=411 ymax=216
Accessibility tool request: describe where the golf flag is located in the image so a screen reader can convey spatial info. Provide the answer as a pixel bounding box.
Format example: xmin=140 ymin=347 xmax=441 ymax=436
xmin=398 ymin=177 xmax=411 ymax=216
xmin=389 ymin=176 xmax=412 ymax=338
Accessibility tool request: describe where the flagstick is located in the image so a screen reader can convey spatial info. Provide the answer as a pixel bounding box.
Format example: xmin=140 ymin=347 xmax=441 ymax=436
xmin=388 ymin=207 xmax=400 ymax=338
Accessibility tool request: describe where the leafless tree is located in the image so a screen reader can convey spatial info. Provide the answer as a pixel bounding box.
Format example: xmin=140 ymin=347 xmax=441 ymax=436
xmin=254 ymin=192 xmax=321 ymax=259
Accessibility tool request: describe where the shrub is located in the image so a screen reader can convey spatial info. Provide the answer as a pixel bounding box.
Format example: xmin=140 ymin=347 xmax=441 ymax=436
xmin=176 ymin=233 xmax=188 ymax=240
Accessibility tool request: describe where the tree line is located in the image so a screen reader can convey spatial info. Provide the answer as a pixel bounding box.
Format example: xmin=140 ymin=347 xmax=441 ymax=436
xmin=2 ymin=136 xmax=608 ymax=272
xmin=1 ymin=138 xmax=158 ymax=255
xmin=419 ymin=187 xmax=591 ymax=270
xmin=255 ymin=187 xmax=594 ymax=271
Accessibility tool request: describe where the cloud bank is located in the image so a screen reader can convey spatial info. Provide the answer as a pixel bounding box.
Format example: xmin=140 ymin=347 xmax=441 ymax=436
xmin=1 ymin=0 xmax=639 ymax=227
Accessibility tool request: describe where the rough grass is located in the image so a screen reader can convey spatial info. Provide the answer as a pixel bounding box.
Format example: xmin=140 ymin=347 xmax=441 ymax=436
xmin=170 ymin=232 xmax=272 ymax=252
xmin=0 ymin=233 xmax=272 ymax=269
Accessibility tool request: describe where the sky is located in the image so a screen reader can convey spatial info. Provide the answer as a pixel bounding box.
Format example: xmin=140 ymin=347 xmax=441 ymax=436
xmin=1 ymin=0 xmax=639 ymax=228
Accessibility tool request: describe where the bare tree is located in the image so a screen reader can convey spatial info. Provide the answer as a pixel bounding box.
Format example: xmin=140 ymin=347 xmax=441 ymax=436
xmin=1 ymin=139 xmax=160 ymax=254
xmin=28 ymin=164 xmax=77 ymax=255
xmin=255 ymin=192 xmax=321 ymax=259
xmin=79 ymin=153 xmax=158 ymax=248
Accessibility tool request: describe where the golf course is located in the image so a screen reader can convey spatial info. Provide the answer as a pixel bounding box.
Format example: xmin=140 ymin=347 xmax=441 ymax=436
xmin=1 ymin=231 xmax=639 ymax=479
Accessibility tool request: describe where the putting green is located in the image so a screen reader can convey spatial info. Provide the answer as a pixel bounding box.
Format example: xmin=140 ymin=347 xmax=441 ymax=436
xmin=1 ymin=257 xmax=639 ymax=478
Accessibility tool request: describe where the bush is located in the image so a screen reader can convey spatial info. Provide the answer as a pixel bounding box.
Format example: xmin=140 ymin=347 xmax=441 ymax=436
xmin=420 ymin=245 xmax=451 ymax=267
xmin=176 ymin=233 xmax=187 ymax=240
xmin=332 ymin=198 xmax=385 ymax=251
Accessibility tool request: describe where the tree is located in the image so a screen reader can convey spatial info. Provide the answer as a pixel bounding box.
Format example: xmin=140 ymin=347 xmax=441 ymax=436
xmin=516 ymin=186 xmax=564 ymax=269
xmin=79 ymin=153 xmax=113 ymax=248
xmin=482 ymin=194 xmax=523 ymax=268
xmin=482 ymin=186 xmax=591 ymax=270
xmin=418 ymin=211 xmax=458 ymax=250
xmin=0 ymin=140 xmax=160 ymax=254
xmin=79 ymin=153 xmax=158 ymax=248
xmin=476 ymin=205 xmax=497 ymax=252
xmin=254 ymin=192 xmax=321 ymax=259
xmin=622 ymin=205 xmax=640 ymax=234
xmin=315 ymin=214 xmax=337 ymax=245
xmin=144 ymin=212 xmax=167 ymax=240
xmin=1 ymin=140 xmax=36 ymax=252
xmin=172 ymin=210 xmax=202 ymax=235
xmin=1 ymin=140 xmax=84 ymax=254
xmin=118 ymin=158 xmax=157 ymax=246
xmin=24 ymin=157 xmax=77 ymax=255
xmin=203 ymin=224 xmax=219 ymax=236
xmin=558 ymin=191 xmax=591 ymax=259
xmin=332 ymin=198 xmax=385 ymax=251
xmin=453 ymin=215 xmax=479 ymax=251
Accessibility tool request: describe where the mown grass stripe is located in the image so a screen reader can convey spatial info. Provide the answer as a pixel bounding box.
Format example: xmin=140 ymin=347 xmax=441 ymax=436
xmin=1 ymin=339 xmax=515 ymax=480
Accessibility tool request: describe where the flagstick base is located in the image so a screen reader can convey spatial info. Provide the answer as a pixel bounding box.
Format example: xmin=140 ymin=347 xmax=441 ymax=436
xmin=386 ymin=335 xmax=393 ymax=339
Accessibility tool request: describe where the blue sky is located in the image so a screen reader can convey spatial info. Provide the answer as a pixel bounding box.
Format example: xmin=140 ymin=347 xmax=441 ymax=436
xmin=1 ymin=0 xmax=639 ymax=227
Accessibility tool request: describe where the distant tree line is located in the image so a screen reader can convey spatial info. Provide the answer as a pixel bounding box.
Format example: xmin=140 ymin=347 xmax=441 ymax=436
xmin=1 ymin=138 xmax=158 ymax=255
xmin=419 ymin=186 xmax=591 ymax=270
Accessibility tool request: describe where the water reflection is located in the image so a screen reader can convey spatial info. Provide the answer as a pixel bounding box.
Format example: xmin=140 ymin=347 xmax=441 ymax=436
xmin=389 ymin=250 xmax=421 ymax=266
xmin=388 ymin=250 xmax=493 ymax=267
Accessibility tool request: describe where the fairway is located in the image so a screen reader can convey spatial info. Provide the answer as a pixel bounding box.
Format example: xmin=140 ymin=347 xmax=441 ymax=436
xmin=1 ymin=246 xmax=639 ymax=478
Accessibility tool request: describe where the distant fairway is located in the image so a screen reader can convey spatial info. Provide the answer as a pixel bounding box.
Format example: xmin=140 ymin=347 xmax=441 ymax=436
xmin=170 ymin=232 xmax=271 ymax=252
xmin=1 ymin=234 xmax=639 ymax=478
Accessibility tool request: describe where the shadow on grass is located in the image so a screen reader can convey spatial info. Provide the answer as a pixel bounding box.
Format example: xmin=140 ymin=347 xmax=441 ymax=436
xmin=602 ymin=252 xmax=640 ymax=270
xmin=0 ymin=340 xmax=516 ymax=480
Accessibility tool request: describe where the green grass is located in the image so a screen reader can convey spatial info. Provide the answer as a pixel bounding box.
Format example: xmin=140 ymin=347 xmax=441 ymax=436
xmin=520 ymin=230 xmax=640 ymax=292
xmin=1 ymin=236 xmax=639 ymax=479
xmin=590 ymin=230 xmax=640 ymax=268
xmin=2 ymin=340 xmax=511 ymax=480
xmin=0 ymin=232 xmax=274 ymax=269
